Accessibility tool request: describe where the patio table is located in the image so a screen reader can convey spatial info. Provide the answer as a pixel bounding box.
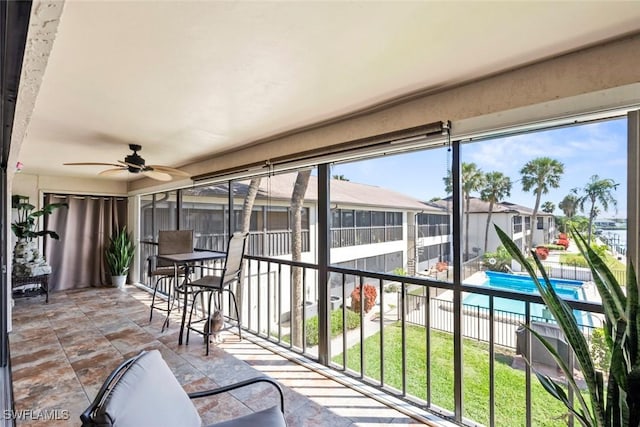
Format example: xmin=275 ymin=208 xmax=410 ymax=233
xmin=156 ymin=250 xmax=226 ymax=345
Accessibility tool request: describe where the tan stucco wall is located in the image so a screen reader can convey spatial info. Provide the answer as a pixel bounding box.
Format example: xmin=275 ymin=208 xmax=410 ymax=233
xmin=130 ymin=33 xmax=640 ymax=192
xmin=12 ymin=173 xmax=128 ymax=202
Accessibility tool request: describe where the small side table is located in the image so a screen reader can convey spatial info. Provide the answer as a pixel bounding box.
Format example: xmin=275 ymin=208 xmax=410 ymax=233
xmin=12 ymin=274 xmax=49 ymax=303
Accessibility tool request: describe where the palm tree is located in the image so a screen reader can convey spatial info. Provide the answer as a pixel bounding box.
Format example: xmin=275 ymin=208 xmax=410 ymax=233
xmin=578 ymin=174 xmax=619 ymax=245
xmin=480 ymin=171 xmax=512 ymax=252
xmin=520 ymin=157 xmax=564 ymax=250
xmin=541 ymin=201 xmax=555 ymax=214
xmin=444 ymin=162 xmax=485 ymax=258
xmin=559 ymin=192 xmax=579 ymax=232
xmin=290 ymin=170 xmax=312 ymax=348
xmin=237 ymin=177 xmax=262 ymax=312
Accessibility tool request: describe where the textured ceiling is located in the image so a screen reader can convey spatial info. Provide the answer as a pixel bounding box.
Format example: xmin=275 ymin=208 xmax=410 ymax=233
xmin=11 ymin=1 xmax=640 ymax=181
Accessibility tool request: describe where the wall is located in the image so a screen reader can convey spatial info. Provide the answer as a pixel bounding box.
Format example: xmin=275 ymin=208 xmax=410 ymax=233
xmin=12 ymin=174 xmax=128 ymax=200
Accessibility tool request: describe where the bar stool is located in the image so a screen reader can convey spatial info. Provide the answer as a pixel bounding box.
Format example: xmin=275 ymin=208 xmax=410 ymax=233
xmin=148 ymin=230 xmax=193 ymax=329
xmin=186 ymin=232 xmax=248 ymax=355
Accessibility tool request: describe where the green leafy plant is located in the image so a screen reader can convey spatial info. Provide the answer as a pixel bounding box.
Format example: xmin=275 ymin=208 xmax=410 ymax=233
xmin=11 ymin=195 xmax=67 ymax=241
xmin=283 ymin=309 xmax=360 ymax=346
xmin=482 ymin=245 xmax=512 ymax=271
xmin=589 ymin=327 xmax=611 ymax=372
xmin=105 ymin=226 xmax=135 ymax=276
xmin=495 ymin=224 xmax=640 ymax=427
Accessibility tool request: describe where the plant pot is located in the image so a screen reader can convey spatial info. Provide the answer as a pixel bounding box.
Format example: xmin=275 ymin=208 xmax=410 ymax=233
xmin=111 ymin=275 xmax=127 ymax=289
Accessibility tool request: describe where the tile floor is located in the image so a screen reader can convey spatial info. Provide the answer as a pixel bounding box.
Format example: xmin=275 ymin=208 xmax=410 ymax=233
xmin=9 ymin=285 xmax=448 ymax=427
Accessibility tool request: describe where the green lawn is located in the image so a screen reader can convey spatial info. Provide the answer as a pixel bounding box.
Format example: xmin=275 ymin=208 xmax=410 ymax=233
xmin=333 ymin=323 xmax=577 ymax=426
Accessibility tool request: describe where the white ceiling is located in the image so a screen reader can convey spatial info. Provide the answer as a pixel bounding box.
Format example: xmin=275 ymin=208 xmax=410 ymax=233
xmin=12 ymin=1 xmax=640 ymax=182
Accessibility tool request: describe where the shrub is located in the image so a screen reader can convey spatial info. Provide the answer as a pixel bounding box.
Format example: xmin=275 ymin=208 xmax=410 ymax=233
xmin=384 ymin=282 xmax=400 ymax=293
xmin=590 ymin=327 xmax=611 ymax=372
xmin=392 ymin=267 xmax=406 ymax=276
xmin=303 ymin=309 xmax=360 ymax=346
xmin=436 ymin=261 xmax=448 ymax=272
xmin=560 ymin=253 xmax=589 ymax=267
xmin=554 ymin=238 xmax=569 ymax=249
xmin=538 ymin=243 xmax=565 ymax=251
xmin=351 ymin=284 xmax=378 ymax=313
xmin=535 ymin=246 xmax=549 ymax=260
xmin=482 ymin=245 xmax=512 ymax=271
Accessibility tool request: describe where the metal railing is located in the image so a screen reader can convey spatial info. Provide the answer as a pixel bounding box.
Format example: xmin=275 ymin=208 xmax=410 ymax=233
xmin=239 ymin=257 xmax=605 ymax=426
xmin=404 ymin=294 xmax=597 ymax=350
xmin=137 ymin=243 xmax=605 ymax=427
xmin=417 ymin=223 xmax=450 ymax=237
xmin=330 ymin=226 xmax=403 ymax=248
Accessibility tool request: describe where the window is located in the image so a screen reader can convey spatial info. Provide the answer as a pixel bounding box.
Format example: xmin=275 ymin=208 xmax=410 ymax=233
xmin=341 ymin=210 xmax=355 ymax=227
xmin=537 ymin=217 xmax=544 ymax=230
xmin=513 ymin=216 xmax=523 ymax=233
xmin=372 ymin=211 xmax=385 ymax=226
xmin=356 ymin=210 xmax=371 ymax=227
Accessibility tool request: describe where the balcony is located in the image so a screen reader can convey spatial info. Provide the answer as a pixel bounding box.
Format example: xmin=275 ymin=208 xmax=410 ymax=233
xmin=127 ymin=249 xmax=606 ymax=426
xmin=9 ymin=286 xmax=440 ymax=426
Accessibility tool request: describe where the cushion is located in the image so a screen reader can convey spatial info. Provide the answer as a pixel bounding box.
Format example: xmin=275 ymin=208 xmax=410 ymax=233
xmin=207 ymin=405 xmax=286 ymax=427
xmin=91 ymin=350 xmax=201 ymax=427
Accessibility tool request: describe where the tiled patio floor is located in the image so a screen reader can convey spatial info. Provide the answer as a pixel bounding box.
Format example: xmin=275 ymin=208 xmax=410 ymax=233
xmin=9 ymin=285 xmax=446 ymax=426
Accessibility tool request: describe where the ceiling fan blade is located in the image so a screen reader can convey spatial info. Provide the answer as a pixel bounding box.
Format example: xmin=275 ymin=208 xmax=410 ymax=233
xmin=64 ymin=162 xmax=122 ymax=167
xmin=148 ymin=165 xmax=190 ymax=177
xmin=142 ymin=170 xmax=172 ymax=181
xmin=98 ymin=168 xmax=127 ymax=176
xmin=118 ymin=160 xmax=144 ymax=169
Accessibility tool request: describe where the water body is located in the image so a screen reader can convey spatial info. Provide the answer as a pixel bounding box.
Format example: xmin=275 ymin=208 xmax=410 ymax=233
xmin=599 ymin=228 xmax=626 ymax=257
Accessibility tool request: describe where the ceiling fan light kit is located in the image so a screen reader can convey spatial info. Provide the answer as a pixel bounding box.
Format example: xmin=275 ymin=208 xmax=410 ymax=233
xmin=64 ymin=144 xmax=190 ymax=181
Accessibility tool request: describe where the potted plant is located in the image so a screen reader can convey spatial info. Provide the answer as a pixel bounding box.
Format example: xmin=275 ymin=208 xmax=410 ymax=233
xmin=11 ymin=195 xmax=67 ymax=277
xmin=495 ymin=225 xmax=640 ymax=426
xmin=105 ymin=226 xmax=135 ymax=288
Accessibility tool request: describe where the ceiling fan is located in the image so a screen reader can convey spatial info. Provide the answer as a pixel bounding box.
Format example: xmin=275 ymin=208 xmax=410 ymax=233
xmin=64 ymin=144 xmax=190 ymax=181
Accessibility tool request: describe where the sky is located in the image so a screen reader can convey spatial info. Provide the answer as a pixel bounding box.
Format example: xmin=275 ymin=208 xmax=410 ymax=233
xmin=331 ymin=117 xmax=627 ymax=219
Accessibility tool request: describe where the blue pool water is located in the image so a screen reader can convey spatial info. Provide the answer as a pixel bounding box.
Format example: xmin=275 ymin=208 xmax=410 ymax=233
xmin=463 ymin=271 xmax=591 ymax=326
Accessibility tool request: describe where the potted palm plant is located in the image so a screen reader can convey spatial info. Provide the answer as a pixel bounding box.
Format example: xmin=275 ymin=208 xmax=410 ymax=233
xmin=495 ymin=225 xmax=640 ymax=427
xmin=105 ymin=226 xmax=135 ymax=288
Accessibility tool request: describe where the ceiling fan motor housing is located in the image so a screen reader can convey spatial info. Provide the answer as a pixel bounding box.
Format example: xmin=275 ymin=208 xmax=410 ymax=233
xmin=125 ymin=144 xmax=145 ymax=172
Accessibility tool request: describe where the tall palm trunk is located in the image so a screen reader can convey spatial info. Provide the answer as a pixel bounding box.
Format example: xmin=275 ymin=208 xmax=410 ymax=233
xmin=237 ymin=178 xmax=261 ymax=317
xmin=528 ymin=189 xmax=542 ymax=251
xmin=290 ymin=170 xmax=311 ymax=348
xmin=484 ymin=200 xmax=495 ymax=252
xmin=465 ymin=193 xmax=471 ymax=260
xmin=587 ymin=198 xmax=596 ymax=246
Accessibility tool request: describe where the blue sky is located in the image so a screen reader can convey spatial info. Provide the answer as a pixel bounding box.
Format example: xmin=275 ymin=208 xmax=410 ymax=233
xmin=331 ymin=117 xmax=627 ymax=218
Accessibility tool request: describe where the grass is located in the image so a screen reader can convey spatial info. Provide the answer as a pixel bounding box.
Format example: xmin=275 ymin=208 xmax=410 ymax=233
xmin=333 ymin=323 xmax=576 ymax=426
xmin=560 ymin=252 xmax=624 ymax=269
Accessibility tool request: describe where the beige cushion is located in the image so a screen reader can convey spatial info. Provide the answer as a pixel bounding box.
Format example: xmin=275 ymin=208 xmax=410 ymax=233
xmin=207 ymin=405 xmax=286 ymax=427
xmin=90 ymin=350 xmax=201 ymax=427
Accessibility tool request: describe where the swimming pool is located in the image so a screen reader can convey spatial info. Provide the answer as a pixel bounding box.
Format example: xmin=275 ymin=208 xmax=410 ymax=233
xmin=463 ymin=271 xmax=591 ymax=326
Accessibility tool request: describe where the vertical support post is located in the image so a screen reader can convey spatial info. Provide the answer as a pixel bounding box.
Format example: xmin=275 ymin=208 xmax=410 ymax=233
xmin=1 ymin=168 xmax=6 ymax=366
xmin=228 ymin=180 xmax=234 ymax=236
xmin=628 ymin=110 xmax=640 ymax=279
xmin=176 ymin=189 xmax=182 ymax=229
xmin=317 ymin=164 xmax=331 ymax=365
xmin=452 ymin=139 xmax=464 ymax=421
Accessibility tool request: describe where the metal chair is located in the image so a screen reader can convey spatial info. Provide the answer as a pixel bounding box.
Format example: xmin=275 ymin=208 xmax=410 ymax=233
xmin=148 ymin=230 xmax=193 ymax=329
xmin=187 ymin=232 xmax=248 ymax=355
xmin=80 ymin=349 xmax=286 ymax=427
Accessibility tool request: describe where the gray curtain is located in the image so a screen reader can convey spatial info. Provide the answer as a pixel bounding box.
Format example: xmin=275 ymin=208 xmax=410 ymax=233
xmin=44 ymin=194 xmax=128 ymax=290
